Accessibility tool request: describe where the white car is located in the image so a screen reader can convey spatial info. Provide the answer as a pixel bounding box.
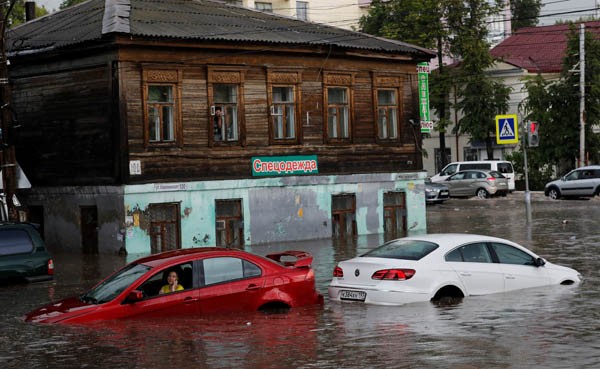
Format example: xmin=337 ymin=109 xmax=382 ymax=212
xmin=328 ymin=234 xmax=582 ymax=305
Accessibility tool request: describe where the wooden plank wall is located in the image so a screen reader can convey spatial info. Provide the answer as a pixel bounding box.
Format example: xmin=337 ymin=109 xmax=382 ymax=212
xmin=123 ymin=48 xmax=422 ymax=184
xmin=10 ymin=46 xmax=423 ymax=186
xmin=11 ymin=65 xmax=115 ymax=185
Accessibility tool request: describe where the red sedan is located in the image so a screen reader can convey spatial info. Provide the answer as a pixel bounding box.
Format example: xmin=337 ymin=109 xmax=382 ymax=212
xmin=25 ymin=248 xmax=323 ymax=324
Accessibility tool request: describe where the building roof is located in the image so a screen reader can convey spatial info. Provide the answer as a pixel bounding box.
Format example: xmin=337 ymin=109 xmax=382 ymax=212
xmin=7 ymin=0 xmax=434 ymax=59
xmin=491 ymin=21 xmax=600 ymax=73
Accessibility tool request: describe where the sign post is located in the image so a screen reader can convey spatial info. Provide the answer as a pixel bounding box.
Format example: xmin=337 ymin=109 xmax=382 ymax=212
xmin=417 ymin=63 xmax=433 ymax=133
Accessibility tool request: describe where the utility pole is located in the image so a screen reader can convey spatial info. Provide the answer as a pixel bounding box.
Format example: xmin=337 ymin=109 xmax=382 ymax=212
xmin=579 ymin=23 xmax=585 ymax=167
xmin=0 ymin=1 xmax=19 ymax=222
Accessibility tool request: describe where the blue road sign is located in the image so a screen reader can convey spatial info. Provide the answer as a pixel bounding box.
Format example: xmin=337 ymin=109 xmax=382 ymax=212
xmin=495 ymin=115 xmax=519 ymax=144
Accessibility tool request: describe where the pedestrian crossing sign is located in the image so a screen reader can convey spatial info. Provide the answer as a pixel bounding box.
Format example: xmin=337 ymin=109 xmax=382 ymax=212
xmin=495 ymin=114 xmax=519 ymax=144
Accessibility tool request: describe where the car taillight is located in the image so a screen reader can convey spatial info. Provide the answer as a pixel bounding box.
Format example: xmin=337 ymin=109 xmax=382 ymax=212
xmin=333 ymin=266 xmax=344 ymax=277
xmin=305 ymin=268 xmax=315 ymax=281
xmin=486 ymin=177 xmax=496 ymax=182
xmin=371 ymin=269 xmax=415 ymax=280
xmin=47 ymin=259 xmax=54 ymax=275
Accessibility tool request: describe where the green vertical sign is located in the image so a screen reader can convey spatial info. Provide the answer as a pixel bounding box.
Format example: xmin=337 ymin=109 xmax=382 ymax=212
xmin=417 ymin=62 xmax=432 ymax=133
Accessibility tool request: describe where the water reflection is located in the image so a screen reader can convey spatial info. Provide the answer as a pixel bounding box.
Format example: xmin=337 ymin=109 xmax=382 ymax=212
xmin=1 ymin=195 xmax=599 ymax=368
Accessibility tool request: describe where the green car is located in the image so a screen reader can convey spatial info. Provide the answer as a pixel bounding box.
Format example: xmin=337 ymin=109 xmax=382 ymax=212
xmin=0 ymin=223 xmax=54 ymax=283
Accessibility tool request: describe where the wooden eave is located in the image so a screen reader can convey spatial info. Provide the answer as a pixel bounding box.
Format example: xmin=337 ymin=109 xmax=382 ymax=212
xmin=111 ymin=35 xmax=426 ymax=63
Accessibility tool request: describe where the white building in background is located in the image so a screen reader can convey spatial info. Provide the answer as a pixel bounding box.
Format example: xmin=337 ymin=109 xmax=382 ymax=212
xmin=224 ymin=1 xmax=372 ymax=30
xmin=227 ymin=1 xmax=512 ymax=42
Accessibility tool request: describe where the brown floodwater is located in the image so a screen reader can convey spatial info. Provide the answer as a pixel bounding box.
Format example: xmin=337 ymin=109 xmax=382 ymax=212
xmin=1 ymin=193 xmax=599 ymax=368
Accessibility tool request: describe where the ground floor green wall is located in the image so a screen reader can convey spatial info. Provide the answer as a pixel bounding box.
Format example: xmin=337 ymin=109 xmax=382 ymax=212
xmin=123 ymin=172 xmax=428 ymax=255
xmin=19 ymin=173 xmax=428 ymax=255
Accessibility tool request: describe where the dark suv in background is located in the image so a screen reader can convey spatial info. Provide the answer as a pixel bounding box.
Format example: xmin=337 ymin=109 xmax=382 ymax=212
xmin=0 ymin=223 xmax=54 ymax=283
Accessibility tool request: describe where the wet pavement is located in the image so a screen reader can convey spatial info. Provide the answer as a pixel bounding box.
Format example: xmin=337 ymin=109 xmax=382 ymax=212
xmin=1 ymin=192 xmax=599 ymax=368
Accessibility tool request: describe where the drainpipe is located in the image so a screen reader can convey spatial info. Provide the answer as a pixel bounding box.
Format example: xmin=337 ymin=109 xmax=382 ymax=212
xmin=0 ymin=2 xmax=19 ymax=221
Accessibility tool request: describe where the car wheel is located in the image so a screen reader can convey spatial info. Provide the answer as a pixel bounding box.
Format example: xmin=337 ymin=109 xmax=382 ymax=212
xmin=476 ymin=188 xmax=489 ymax=199
xmin=548 ymin=187 xmax=561 ymax=200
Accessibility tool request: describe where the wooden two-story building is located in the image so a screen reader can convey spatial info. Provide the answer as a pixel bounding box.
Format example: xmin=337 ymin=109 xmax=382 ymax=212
xmin=7 ymin=0 xmax=434 ymax=254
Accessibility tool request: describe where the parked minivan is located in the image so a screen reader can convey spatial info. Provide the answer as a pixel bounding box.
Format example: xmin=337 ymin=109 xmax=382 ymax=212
xmin=430 ymin=160 xmax=515 ymax=191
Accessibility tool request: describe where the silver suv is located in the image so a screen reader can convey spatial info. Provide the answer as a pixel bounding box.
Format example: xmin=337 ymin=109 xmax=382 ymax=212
xmin=544 ymin=165 xmax=600 ymax=199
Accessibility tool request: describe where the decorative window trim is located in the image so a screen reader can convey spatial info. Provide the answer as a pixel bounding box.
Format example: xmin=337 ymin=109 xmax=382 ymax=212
xmin=142 ymin=68 xmax=183 ymax=148
xmin=207 ymin=67 xmax=247 ymax=147
xmin=267 ymin=70 xmax=303 ymax=145
xmin=372 ymin=73 xmax=403 ymax=144
xmin=323 ymin=72 xmax=355 ymax=144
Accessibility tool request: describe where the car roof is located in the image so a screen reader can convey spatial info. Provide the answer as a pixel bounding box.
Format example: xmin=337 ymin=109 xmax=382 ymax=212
xmin=450 ymin=160 xmax=511 ymax=164
xmin=133 ymin=247 xmax=259 ymax=268
xmin=574 ymin=165 xmax=600 ymax=170
xmin=453 ymin=169 xmax=492 ymax=174
xmin=399 ymin=233 xmax=518 ymax=251
xmin=0 ymin=222 xmax=39 ymax=229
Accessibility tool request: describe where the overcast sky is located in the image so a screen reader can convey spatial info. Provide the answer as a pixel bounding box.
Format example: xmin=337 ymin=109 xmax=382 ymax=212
xmin=32 ymin=0 xmax=600 ymax=25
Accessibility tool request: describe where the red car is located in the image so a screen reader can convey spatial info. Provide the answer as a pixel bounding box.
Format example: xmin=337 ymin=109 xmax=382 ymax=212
xmin=25 ymin=248 xmax=323 ymax=324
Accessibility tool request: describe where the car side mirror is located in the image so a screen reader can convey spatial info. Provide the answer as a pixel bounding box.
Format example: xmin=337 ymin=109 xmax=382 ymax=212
xmin=534 ymin=258 xmax=546 ymax=267
xmin=125 ymin=290 xmax=144 ymax=303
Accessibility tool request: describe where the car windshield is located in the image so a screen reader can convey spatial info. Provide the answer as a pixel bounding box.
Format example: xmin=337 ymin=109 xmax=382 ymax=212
xmin=80 ymin=263 xmax=151 ymax=304
xmin=362 ymin=239 xmax=439 ymax=260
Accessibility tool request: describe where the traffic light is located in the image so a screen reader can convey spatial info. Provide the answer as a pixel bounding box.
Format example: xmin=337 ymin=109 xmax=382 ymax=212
xmin=528 ymin=121 xmax=539 ymax=147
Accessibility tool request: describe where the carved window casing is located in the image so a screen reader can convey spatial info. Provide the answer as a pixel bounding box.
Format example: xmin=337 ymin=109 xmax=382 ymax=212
xmin=142 ymin=69 xmax=183 ymax=147
xmin=324 ymin=72 xmax=354 ymax=143
xmin=208 ymin=68 xmax=246 ymax=146
xmin=373 ymin=74 xmax=403 ymax=143
xmin=267 ymin=70 xmax=302 ymax=144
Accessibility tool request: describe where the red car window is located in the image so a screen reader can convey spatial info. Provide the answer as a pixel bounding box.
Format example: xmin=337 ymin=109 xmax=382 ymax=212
xmin=202 ymin=257 xmax=261 ymax=286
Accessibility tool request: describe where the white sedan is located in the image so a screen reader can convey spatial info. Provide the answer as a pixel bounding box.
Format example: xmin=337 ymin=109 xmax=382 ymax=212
xmin=328 ymin=234 xmax=582 ymax=305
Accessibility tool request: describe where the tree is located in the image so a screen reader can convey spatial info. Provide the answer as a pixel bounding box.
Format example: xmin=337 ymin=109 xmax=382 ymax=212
xmin=360 ymin=1 xmax=513 ymax=164
xmin=520 ymin=24 xmax=600 ymax=179
xmin=447 ymin=0 xmax=511 ymax=160
xmin=359 ymin=0 xmax=446 ymax=50
xmin=360 ymin=0 xmax=453 ymax=168
xmin=60 ymin=0 xmax=87 ymax=10
xmin=510 ymin=0 xmax=542 ymax=32
xmin=5 ymin=0 xmax=48 ymax=28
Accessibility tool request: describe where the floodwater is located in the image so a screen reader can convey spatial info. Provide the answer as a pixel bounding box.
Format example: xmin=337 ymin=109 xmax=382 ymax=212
xmin=1 ymin=193 xmax=599 ymax=369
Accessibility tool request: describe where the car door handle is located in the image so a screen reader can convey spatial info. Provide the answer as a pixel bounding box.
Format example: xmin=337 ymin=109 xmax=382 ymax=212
xmin=246 ymin=284 xmax=260 ymax=291
xmin=183 ymin=297 xmax=199 ymax=304
xmin=505 ymin=275 xmax=516 ymax=280
xmin=460 ymin=272 xmax=472 ymax=277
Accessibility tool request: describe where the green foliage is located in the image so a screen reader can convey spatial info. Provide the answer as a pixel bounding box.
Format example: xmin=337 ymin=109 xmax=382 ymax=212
xmin=510 ymin=0 xmax=542 ymax=32
xmin=521 ymin=24 xmax=600 ymax=177
xmin=359 ymin=0 xmax=455 ymax=156
xmin=60 ymin=0 xmax=87 ymax=10
xmin=5 ymin=0 xmax=48 ymax=28
xmin=448 ymin=0 xmax=512 ymax=159
xmin=361 ymin=1 xmax=513 ymax=160
xmin=359 ymin=0 xmax=447 ymax=50
xmin=505 ymin=150 xmax=552 ymax=190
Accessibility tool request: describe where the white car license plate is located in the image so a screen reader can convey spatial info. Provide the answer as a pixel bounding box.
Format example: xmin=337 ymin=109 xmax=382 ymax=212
xmin=340 ymin=290 xmax=366 ymax=302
